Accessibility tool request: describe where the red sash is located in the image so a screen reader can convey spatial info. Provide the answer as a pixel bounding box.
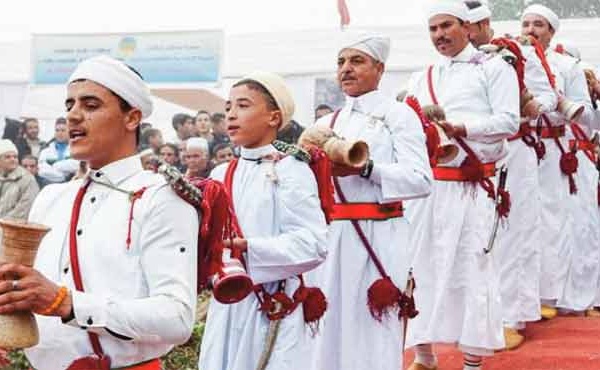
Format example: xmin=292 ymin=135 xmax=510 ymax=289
xmin=330 ymin=202 xmax=403 ymax=220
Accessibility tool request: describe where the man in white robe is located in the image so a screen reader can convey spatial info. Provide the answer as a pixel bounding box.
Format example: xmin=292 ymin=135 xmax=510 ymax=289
xmin=0 ymin=55 xmax=199 ymax=369
xmin=310 ymin=31 xmax=433 ymax=370
xmin=198 ymin=72 xmax=328 ymax=370
xmin=464 ymin=0 xmax=558 ymax=349
xmin=405 ymin=2 xmax=519 ymax=369
xmin=520 ymin=4 xmax=597 ymax=320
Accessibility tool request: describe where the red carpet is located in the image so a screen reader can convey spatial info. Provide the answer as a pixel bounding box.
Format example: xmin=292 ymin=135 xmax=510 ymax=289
xmin=403 ymin=316 xmax=600 ymax=370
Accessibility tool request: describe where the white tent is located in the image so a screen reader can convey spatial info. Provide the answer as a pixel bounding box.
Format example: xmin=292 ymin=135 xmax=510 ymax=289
xmin=1 ymin=18 xmax=599 ymax=138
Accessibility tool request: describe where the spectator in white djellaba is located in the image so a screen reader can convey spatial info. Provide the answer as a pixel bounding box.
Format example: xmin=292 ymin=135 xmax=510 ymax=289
xmin=0 ymin=139 xmax=39 ymax=220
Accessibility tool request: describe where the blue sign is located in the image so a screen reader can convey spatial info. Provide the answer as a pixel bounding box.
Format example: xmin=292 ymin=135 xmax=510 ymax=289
xmin=31 ymin=30 xmax=223 ymax=84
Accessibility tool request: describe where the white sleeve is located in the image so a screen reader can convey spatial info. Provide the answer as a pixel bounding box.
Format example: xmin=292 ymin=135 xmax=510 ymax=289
xmin=567 ymin=63 xmax=597 ymax=131
xmin=70 ymin=186 xmax=199 ymax=345
xmin=466 ymin=58 xmax=520 ymax=142
xmin=246 ymin=163 xmax=327 ymax=284
xmin=369 ymin=104 xmax=433 ymax=201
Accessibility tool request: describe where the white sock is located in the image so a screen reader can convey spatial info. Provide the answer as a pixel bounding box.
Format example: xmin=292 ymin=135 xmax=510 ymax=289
xmin=414 ymin=343 xmax=437 ymax=368
xmin=463 ymin=353 xmax=482 ymax=370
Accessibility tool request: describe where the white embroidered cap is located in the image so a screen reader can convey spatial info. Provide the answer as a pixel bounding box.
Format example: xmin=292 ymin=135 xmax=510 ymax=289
xmin=68 ymin=55 xmax=154 ymax=119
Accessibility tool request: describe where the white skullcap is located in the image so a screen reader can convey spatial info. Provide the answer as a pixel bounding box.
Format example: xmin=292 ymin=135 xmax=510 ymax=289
xmin=68 ymin=55 xmax=153 ymax=119
xmin=239 ymin=71 xmax=295 ymax=129
xmin=466 ymin=1 xmax=492 ymax=23
xmin=427 ymin=0 xmax=470 ymax=21
xmin=139 ymin=148 xmax=155 ymax=157
xmin=0 ymin=139 xmax=18 ymax=157
xmin=186 ymin=137 xmax=209 ymax=152
xmin=522 ymin=4 xmax=560 ymax=32
xmin=339 ymin=30 xmax=390 ymax=63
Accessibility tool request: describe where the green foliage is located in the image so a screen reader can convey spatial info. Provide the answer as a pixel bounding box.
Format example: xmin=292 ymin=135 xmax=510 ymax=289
xmin=489 ymin=0 xmax=600 ymax=20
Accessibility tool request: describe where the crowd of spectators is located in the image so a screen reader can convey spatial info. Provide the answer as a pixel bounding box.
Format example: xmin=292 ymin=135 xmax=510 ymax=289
xmin=0 ymin=103 xmax=333 ymax=222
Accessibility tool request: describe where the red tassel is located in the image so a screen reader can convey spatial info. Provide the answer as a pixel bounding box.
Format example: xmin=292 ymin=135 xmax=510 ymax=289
xmin=367 ymin=277 xmax=401 ymax=322
xmin=307 ymin=147 xmax=335 ymax=224
xmin=295 ymin=286 xmax=327 ymax=323
xmin=534 ymin=140 xmax=546 ymax=162
xmin=560 ymin=152 xmax=579 ymax=175
xmin=189 ymin=178 xmax=239 ymax=292
xmin=66 ymin=355 xmax=111 ymax=370
xmin=559 ymin=152 xmax=578 ymax=194
xmin=125 ymin=187 xmax=147 ymax=250
xmin=497 ymin=189 xmax=511 ymax=218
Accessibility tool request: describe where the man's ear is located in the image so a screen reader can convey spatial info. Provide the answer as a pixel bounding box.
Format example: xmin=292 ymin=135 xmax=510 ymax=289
xmin=124 ymin=108 xmax=143 ymax=133
xmin=268 ymin=110 xmax=283 ymax=129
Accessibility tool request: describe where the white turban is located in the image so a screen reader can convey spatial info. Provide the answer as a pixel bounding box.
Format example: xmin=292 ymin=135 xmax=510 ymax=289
xmin=240 ymin=71 xmax=295 ymax=129
xmin=0 ymin=139 xmax=18 ymax=157
xmin=339 ymin=30 xmax=390 ymax=63
xmin=427 ymin=0 xmax=470 ymax=21
xmin=186 ymin=137 xmax=209 ymax=152
xmin=68 ymin=55 xmax=154 ymax=119
xmin=522 ymin=4 xmax=560 ymax=32
xmin=466 ymin=1 xmax=492 ymax=23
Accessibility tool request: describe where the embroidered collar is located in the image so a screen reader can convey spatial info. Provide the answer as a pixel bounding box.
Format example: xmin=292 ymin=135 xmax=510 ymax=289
xmin=440 ymin=43 xmax=483 ymax=66
xmin=240 ymin=144 xmax=278 ymax=163
xmin=88 ymin=154 xmax=143 ymax=188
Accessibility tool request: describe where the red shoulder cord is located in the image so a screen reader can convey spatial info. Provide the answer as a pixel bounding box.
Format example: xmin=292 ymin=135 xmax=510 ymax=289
xmin=530 ymin=37 xmax=556 ymax=88
xmin=491 ymin=37 xmax=528 ymax=92
xmin=223 ymin=159 xmax=327 ymax=329
xmin=68 ymin=181 xmax=111 ymax=369
xmin=405 ymin=95 xmax=441 ymax=167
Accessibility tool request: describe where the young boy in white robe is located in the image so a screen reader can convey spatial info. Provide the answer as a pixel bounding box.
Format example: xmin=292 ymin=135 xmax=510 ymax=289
xmin=198 ymin=72 xmax=328 ymax=370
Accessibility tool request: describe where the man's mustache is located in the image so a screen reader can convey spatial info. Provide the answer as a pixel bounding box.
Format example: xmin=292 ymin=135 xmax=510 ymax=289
xmin=435 ymin=37 xmax=451 ymax=46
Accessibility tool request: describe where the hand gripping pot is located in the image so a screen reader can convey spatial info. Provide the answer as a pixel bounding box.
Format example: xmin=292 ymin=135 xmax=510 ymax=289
xmin=0 ymin=219 xmax=50 ymax=349
xmin=421 ymin=104 xmax=460 ymax=164
xmin=298 ymin=125 xmax=369 ymax=168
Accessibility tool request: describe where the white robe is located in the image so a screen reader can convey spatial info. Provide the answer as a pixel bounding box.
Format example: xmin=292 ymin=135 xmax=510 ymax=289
xmin=558 ymin=123 xmax=600 ymax=311
xmin=310 ymin=90 xmax=433 ymax=370
xmin=496 ymin=42 xmax=558 ymax=325
xmin=537 ymin=50 xmax=595 ymax=303
xmin=198 ymin=144 xmax=327 ymax=370
xmin=405 ymin=44 xmax=519 ymax=354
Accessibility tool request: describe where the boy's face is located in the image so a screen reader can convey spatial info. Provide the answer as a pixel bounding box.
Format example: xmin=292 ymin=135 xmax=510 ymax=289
xmin=225 ymin=85 xmax=280 ymax=148
xmin=214 ymin=147 xmax=234 ymax=165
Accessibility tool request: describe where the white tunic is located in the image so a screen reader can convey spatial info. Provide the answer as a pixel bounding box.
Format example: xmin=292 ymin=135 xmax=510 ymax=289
xmin=310 ymin=90 xmax=433 ymax=370
xmin=25 ymin=155 xmax=199 ymax=369
xmin=496 ymin=42 xmax=558 ymax=325
xmin=537 ymin=50 xmax=594 ymax=303
xmin=405 ymin=44 xmax=519 ymax=354
xmin=198 ymin=144 xmax=327 ymax=370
